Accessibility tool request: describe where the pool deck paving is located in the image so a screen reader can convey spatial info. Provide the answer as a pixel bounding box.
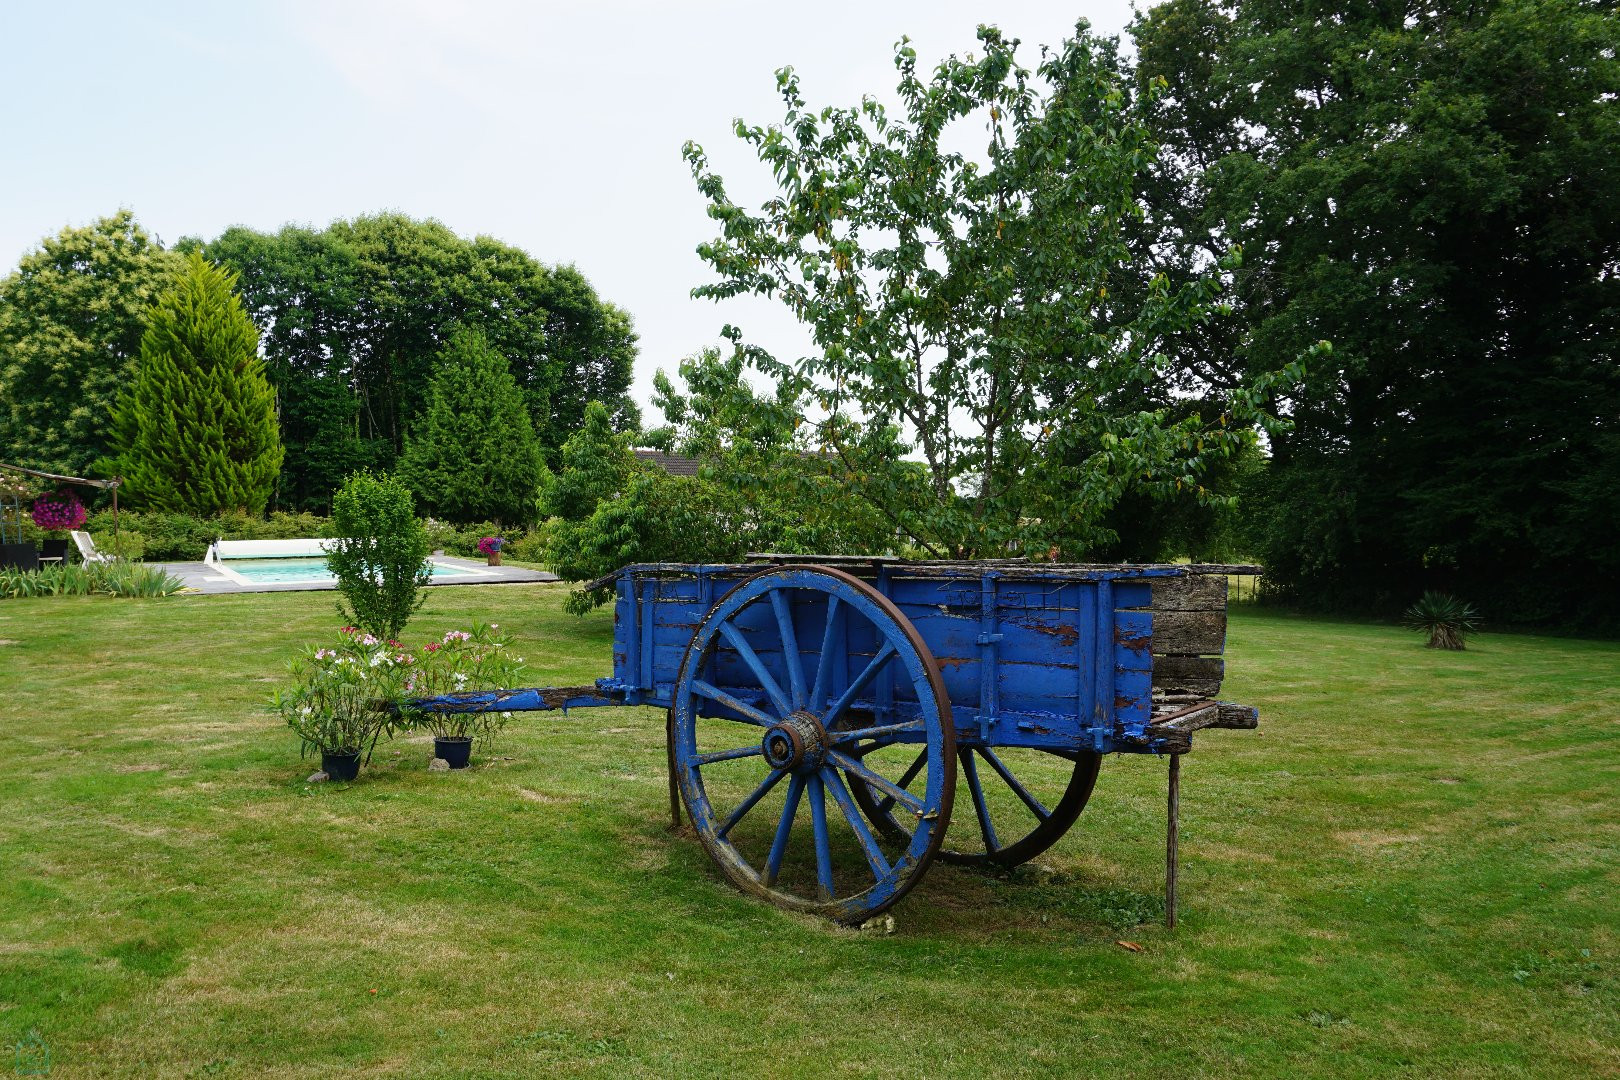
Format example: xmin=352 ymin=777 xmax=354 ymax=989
xmin=154 ymin=555 xmax=558 ymax=595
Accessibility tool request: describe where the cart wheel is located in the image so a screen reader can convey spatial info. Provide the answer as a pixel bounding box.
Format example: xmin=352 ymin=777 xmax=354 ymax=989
xmin=850 ymin=746 xmax=1101 ymax=867
xmin=670 ymin=565 xmax=956 ymax=923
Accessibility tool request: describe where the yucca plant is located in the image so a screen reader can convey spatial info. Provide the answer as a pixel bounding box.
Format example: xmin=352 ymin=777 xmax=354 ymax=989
xmin=1403 ymin=592 xmax=1481 ymax=650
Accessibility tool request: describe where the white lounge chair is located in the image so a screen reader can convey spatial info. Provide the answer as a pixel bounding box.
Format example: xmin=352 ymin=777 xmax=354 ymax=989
xmin=70 ymin=530 xmax=112 ymax=564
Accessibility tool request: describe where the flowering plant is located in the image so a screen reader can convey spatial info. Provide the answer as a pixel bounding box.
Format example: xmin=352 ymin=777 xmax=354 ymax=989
xmin=273 ymin=627 xmax=414 ymax=759
xmin=32 ymin=491 xmax=87 ymax=533
xmin=401 ymin=622 xmax=525 ymax=743
xmin=476 ymin=536 xmax=504 ymax=556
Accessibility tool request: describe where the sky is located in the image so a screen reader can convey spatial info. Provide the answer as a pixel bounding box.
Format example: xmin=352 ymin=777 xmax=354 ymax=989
xmin=1 ymin=1 xmax=1145 ymax=420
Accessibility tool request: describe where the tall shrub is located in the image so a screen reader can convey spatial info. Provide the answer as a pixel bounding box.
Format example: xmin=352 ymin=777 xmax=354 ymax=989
xmin=327 ymin=471 xmax=432 ymax=641
xmin=112 ymin=253 xmax=283 ymax=515
xmin=399 ymin=327 xmax=546 ymax=525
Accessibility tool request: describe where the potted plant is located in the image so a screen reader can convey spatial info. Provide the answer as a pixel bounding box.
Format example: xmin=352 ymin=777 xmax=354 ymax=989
xmin=404 ymin=622 xmax=525 ymax=768
xmin=273 ymin=627 xmax=412 ymax=780
xmin=477 ymin=535 xmax=504 ymax=566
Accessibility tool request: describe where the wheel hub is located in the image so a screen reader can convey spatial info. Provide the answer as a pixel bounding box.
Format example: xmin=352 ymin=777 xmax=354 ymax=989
xmin=761 ymin=711 xmax=827 ymax=772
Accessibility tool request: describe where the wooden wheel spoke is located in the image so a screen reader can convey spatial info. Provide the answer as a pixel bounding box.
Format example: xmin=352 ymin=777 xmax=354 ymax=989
xmin=822 ymin=767 xmax=891 ymax=882
xmin=809 ymin=596 xmax=841 ymax=710
xmin=718 ymin=620 xmax=793 ymax=718
xmin=690 ymin=679 xmax=774 ymax=728
xmin=808 ymin=772 xmax=835 ymax=901
xmin=875 ymin=749 xmax=928 ymax=816
xmin=978 ymin=747 xmax=1052 ymax=822
xmin=763 ymin=772 xmax=806 ymax=887
xmin=717 ymin=768 xmax=787 ymax=838
xmin=820 ymin=641 xmax=897 ymax=727
xmin=693 ymin=744 xmax=766 ymax=767
xmin=959 ymin=749 xmax=1001 ymax=854
xmin=830 ymin=719 xmax=922 ymax=746
xmin=769 ymin=589 xmax=806 ymax=710
xmin=828 ymin=748 xmax=925 ymax=817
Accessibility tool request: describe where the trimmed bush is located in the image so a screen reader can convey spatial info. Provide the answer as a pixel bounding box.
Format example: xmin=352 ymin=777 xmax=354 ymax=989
xmin=327 ymin=471 xmax=432 ymax=641
xmin=81 ymin=509 xmax=331 ymax=561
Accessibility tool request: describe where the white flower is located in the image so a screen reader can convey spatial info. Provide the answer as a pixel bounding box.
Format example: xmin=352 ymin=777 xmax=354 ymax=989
xmin=501 ymin=711 xmax=513 ymax=719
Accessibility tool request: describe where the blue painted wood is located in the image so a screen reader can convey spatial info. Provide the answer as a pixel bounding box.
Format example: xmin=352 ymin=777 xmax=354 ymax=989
xmin=422 ymin=561 xmax=1202 ymax=760
xmin=411 ymin=559 xmax=1241 ymax=919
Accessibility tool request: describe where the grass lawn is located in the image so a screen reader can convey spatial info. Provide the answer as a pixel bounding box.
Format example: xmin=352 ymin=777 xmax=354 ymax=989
xmin=1 ymin=585 xmax=1615 ymax=1077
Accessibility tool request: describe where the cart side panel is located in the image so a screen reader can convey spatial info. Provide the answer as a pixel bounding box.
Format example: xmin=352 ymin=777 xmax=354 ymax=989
xmin=883 ymin=573 xmax=1156 ymax=751
xmin=610 ymin=565 xmax=1168 ymax=752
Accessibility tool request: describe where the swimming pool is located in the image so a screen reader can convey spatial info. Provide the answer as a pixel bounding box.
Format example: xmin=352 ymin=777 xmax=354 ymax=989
xmin=215 ymin=557 xmax=487 ymax=586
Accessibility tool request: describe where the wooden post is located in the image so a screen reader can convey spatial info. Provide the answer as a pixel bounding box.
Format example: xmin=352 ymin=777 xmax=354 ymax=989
xmin=665 ymin=709 xmax=682 ymax=830
xmin=1166 ymin=753 xmax=1181 ymax=928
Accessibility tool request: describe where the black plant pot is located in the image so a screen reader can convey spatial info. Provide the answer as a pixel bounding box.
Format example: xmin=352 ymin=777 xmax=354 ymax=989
xmin=435 ymin=737 xmax=473 ymax=769
xmin=322 ymin=751 xmax=361 ymax=782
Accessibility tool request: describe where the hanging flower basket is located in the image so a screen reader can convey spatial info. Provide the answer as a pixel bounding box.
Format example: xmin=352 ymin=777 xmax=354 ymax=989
xmin=32 ymin=491 xmax=87 ymax=533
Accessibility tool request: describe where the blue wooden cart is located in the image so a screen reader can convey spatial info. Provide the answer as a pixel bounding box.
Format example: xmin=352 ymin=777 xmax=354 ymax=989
xmin=415 ymin=557 xmax=1258 ymax=924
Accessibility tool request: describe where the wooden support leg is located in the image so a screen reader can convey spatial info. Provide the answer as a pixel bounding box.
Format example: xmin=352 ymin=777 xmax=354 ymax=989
xmin=1166 ymin=753 xmax=1181 ymax=929
xmin=665 ymin=709 xmax=682 ymax=829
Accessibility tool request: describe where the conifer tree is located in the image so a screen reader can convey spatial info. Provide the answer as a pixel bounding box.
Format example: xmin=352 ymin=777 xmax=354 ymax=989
xmin=399 ymin=327 xmax=545 ymax=525
xmin=538 ymin=400 xmax=635 ymax=523
xmin=113 ymin=253 xmax=283 ymax=514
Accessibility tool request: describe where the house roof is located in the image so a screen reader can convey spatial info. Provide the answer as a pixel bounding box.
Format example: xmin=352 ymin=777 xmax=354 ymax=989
xmin=633 ymin=449 xmax=703 ymax=477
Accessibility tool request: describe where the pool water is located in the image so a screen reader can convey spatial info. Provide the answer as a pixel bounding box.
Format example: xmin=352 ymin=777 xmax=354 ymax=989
xmin=221 ymin=557 xmax=481 ymax=585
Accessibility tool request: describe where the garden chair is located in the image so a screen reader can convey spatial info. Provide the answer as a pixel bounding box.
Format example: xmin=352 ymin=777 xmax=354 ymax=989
xmin=70 ymin=530 xmax=112 ymax=564
xmin=0 ymin=542 xmax=38 ymax=572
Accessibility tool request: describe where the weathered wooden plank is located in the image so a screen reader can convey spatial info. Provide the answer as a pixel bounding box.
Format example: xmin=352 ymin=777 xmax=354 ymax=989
xmin=1150 ymin=608 xmax=1227 ymax=655
xmin=1151 ymin=655 xmax=1224 ymax=697
xmin=1149 ymin=573 xmax=1229 ymax=612
xmin=1139 ymin=699 xmax=1260 ymax=752
xmin=1214 ymin=702 xmax=1259 ymax=729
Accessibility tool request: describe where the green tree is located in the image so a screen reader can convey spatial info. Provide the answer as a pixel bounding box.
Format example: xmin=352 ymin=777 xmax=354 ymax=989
xmin=1131 ymin=0 xmax=1620 ymax=626
xmin=539 ymin=400 xmax=636 ymax=523
xmin=111 ymin=253 xmax=283 ymax=515
xmin=192 ymin=214 xmax=640 ymax=509
xmin=399 ymin=327 xmax=546 ymax=525
xmin=684 ymin=25 xmax=1307 ymax=560
xmin=327 ymin=470 xmax=432 ymax=641
xmin=0 ymin=211 xmax=183 ymax=477
xmin=648 ymin=348 xmax=897 ymax=555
